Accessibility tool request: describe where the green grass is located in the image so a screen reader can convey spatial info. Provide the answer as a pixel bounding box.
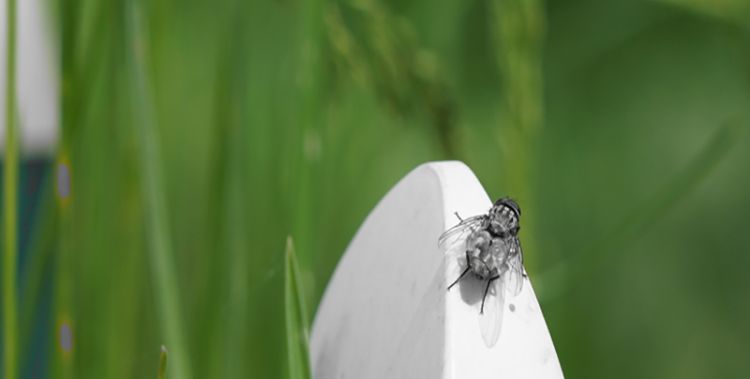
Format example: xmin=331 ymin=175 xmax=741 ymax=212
xmin=157 ymin=345 xmax=168 ymax=379
xmin=3 ymin=0 xmax=18 ymax=377
xmin=18 ymin=177 xmax=57 ymax=360
xmin=537 ymin=120 xmax=744 ymax=300
xmin=284 ymin=237 xmax=312 ymax=379
xmin=6 ymin=0 xmax=750 ymax=378
xmin=126 ymin=3 xmax=190 ymax=378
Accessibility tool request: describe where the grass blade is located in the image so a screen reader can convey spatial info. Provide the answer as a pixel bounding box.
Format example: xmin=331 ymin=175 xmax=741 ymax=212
xmin=158 ymin=345 xmax=168 ymax=379
xmin=19 ymin=174 xmax=57 ymax=359
xmin=491 ymin=0 xmax=546 ymax=271
xmin=125 ymin=3 xmax=191 ymax=379
xmin=285 ymin=237 xmax=312 ymax=379
xmin=3 ymin=0 xmax=19 ymax=376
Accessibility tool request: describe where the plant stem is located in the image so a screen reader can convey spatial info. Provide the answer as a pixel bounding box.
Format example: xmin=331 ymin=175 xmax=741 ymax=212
xmin=3 ymin=0 xmax=18 ymax=377
xmin=285 ymin=237 xmax=312 ymax=379
xmin=19 ymin=175 xmax=57 ymax=359
xmin=158 ymin=345 xmax=168 ymax=379
xmin=492 ymin=0 xmax=545 ymax=271
xmin=125 ymin=3 xmax=191 ymax=379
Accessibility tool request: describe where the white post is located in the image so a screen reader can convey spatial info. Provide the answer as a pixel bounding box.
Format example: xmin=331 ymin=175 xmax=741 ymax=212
xmin=311 ymin=161 xmax=563 ymax=379
xmin=0 ymin=0 xmax=58 ymax=156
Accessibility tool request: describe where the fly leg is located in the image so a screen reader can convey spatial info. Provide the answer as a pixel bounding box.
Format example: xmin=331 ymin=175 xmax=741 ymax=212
xmin=447 ymin=267 xmax=470 ymax=291
xmin=454 ymin=212 xmax=463 ymax=222
xmin=480 ymin=275 xmax=501 ymax=314
xmin=447 ymin=250 xmax=472 ymax=291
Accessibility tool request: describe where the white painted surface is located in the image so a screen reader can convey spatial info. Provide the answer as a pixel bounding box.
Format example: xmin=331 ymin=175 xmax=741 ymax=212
xmin=0 ymin=0 xmax=59 ymax=156
xmin=311 ymin=161 xmax=563 ymax=379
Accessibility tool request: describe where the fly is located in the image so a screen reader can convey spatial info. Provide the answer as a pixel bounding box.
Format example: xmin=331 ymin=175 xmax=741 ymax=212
xmin=438 ymin=197 xmax=526 ymax=347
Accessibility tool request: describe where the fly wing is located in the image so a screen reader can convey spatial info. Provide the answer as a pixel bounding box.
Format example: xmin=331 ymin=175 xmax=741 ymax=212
xmin=438 ymin=215 xmax=485 ymax=254
xmin=478 ymin=276 xmax=506 ymax=348
xmin=504 ymin=237 xmax=525 ymax=297
xmin=440 ymin=215 xmax=485 ymax=284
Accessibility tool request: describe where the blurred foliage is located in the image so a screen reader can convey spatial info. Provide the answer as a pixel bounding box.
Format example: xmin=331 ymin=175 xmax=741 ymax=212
xmin=2 ymin=0 xmax=750 ymax=377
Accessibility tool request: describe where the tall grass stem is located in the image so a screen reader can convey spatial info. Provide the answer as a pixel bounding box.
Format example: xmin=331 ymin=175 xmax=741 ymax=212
xmin=3 ymin=0 xmax=18 ymax=377
xmin=125 ymin=3 xmax=191 ymax=379
xmin=285 ymin=237 xmax=312 ymax=379
xmin=158 ymin=345 xmax=168 ymax=379
xmin=491 ymin=0 xmax=545 ymax=272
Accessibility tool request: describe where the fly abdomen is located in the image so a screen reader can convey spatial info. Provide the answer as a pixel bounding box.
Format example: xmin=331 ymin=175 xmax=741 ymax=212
xmin=468 ymin=255 xmax=492 ymax=279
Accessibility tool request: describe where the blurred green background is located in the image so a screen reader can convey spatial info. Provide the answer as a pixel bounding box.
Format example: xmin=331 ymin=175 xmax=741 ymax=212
xmin=3 ymin=0 xmax=750 ymax=377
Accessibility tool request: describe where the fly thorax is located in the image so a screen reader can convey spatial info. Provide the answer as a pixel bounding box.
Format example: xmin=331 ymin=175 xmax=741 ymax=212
xmin=488 ymin=218 xmax=519 ymax=237
xmin=488 ymin=203 xmax=520 ymax=237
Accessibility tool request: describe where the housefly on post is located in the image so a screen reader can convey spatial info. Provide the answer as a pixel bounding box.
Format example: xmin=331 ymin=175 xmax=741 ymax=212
xmin=438 ymin=197 xmax=526 ymax=347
